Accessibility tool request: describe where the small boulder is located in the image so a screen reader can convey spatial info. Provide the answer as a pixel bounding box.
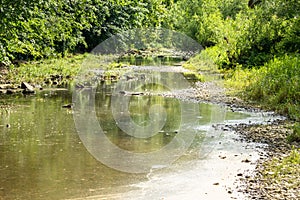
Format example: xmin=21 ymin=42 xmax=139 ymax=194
xmin=0 ymin=89 xmax=7 ymax=94
xmin=6 ymin=89 xmax=16 ymax=94
xmin=0 ymin=84 xmax=13 ymax=89
xmin=21 ymin=82 xmax=35 ymax=94
xmin=21 ymin=82 xmax=34 ymax=90
xmin=62 ymin=104 xmax=73 ymax=108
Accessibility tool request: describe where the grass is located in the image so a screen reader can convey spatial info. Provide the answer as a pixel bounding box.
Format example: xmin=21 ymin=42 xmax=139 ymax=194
xmin=262 ymin=148 xmax=300 ymax=189
xmin=223 ymin=66 xmax=258 ymax=94
xmin=287 ymin=123 xmax=300 ymax=143
xmin=182 ymin=72 xmax=204 ymax=81
xmin=225 ymin=54 xmax=300 ymax=121
xmin=5 ymin=54 xmax=87 ymax=86
xmin=181 ymin=49 xmax=221 ymax=82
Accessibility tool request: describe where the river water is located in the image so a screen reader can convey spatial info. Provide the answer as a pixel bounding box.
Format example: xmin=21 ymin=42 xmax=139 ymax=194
xmin=0 ymin=62 xmax=281 ymax=200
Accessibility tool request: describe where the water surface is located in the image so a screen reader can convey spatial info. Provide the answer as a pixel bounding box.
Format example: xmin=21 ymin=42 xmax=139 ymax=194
xmin=0 ymin=70 xmax=277 ymax=199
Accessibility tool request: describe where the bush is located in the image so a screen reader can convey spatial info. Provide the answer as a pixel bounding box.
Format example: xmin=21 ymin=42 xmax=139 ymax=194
xmin=287 ymin=123 xmax=300 ymax=143
xmin=242 ymin=54 xmax=300 ymax=121
xmin=169 ymin=0 xmax=300 ymax=69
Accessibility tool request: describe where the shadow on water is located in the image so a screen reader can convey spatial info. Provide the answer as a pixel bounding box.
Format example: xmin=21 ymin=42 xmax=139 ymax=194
xmin=117 ymin=55 xmax=185 ymax=66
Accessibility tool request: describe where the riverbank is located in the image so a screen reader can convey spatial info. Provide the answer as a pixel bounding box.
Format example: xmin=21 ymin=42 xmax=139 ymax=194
xmin=192 ymin=76 xmax=300 ymax=199
xmin=188 ymin=72 xmax=300 ymax=199
xmin=179 ymin=82 xmax=300 ymax=199
xmin=232 ymin=121 xmax=300 ymax=199
xmin=0 ymin=54 xmax=85 ymax=94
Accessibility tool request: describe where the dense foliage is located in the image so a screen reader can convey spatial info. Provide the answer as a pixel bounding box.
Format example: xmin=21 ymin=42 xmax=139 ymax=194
xmin=2 ymin=0 xmax=298 ymax=68
xmin=0 ymin=0 xmax=171 ymax=66
xmin=225 ymin=54 xmax=300 ymax=121
xmin=171 ymin=0 xmax=299 ymax=120
xmin=170 ymin=0 xmax=299 ymax=68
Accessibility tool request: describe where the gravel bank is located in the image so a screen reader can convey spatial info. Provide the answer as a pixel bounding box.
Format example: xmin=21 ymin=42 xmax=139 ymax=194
xmin=189 ymin=78 xmax=299 ymax=200
xmin=187 ymin=79 xmax=299 ymax=200
xmin=230 ymin=121 xmax=300 ymax=200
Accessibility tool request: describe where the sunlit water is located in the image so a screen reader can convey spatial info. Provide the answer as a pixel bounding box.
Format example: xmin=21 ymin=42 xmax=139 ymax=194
xmin=0 ymin=65 xmax=282 ymax=199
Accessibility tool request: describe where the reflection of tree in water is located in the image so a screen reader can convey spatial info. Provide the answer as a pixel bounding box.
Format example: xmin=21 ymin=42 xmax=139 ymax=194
xmin=94 ymin=80 xmax=182 ymax=153
xmin=0 ymin=105 xmax=11 ymax=130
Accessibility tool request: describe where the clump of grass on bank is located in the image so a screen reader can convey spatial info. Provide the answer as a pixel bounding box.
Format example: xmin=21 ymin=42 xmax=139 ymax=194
xmin=262 ymin=148 xmax=300 ymax=189
xmin=182 ymin=72 xmax=204 ymax=82
xmin=225 ymin=54 xmax=300 ymax=121
xmin=223 ymin=66 xmax=258 ymax=94
xmin=287 ymin=123 xmax=300 ymax=143
xmin=6 ymin=54 xmax=86 ymax=86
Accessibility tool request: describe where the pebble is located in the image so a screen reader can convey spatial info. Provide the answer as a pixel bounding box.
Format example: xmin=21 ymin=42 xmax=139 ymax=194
xmin=241 ymin=159 xmax=251 ymax=163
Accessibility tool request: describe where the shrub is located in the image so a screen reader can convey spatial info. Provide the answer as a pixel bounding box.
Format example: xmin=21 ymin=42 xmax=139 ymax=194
xmin=245 ymin=54 xmax=300 ymax=121
xmin=287 ymin=123 xmax=300 ymax=143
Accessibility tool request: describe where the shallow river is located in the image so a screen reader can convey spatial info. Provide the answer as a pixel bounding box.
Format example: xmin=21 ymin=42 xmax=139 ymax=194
xmin=0 ymin=63 xmax=280 ymax=200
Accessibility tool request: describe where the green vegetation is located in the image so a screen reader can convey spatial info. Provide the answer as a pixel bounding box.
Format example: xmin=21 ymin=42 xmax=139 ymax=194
xmin=172 ymin=0 xmax=299 ymax=121
xmin=225 ymin=54 xmax=300 ymax=121
xmin=170 ymin=0 xmax=299 ymax=68
xmin=0 ymin=0 xmax=171 ymax=66
xmin=262 ymin=148 xmax=300 ymax=189
xmin=6 ymin=54 xmax=86 ymax=86
xmin=245 ymin=55 xmax=300 ymax=121
xmin=287 ymin=123 xmax=300 ymax=143
xmin=182 ymin=71 xmax=204 ymax=82
xmin=183 ymin=50 xmax=218 ymax=73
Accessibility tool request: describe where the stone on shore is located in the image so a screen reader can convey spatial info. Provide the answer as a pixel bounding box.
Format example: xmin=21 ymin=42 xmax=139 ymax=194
xmin=21 ymin=82 xmax=35 ymax=94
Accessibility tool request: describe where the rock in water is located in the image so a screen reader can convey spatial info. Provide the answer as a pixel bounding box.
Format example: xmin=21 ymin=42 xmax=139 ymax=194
xmin=62 ymin=104 xmax=73 ymax=108
xmin=21 ymin=82 xmax=35 ymax=94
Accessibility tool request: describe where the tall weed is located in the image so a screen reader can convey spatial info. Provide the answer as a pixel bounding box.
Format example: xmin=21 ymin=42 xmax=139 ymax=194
xmin=245 ymin=54 xmax=299 ymax=121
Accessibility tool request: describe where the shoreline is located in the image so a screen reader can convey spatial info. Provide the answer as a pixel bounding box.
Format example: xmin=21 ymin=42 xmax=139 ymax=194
xmin=138 ymin=68 xmax=299 ymax=199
